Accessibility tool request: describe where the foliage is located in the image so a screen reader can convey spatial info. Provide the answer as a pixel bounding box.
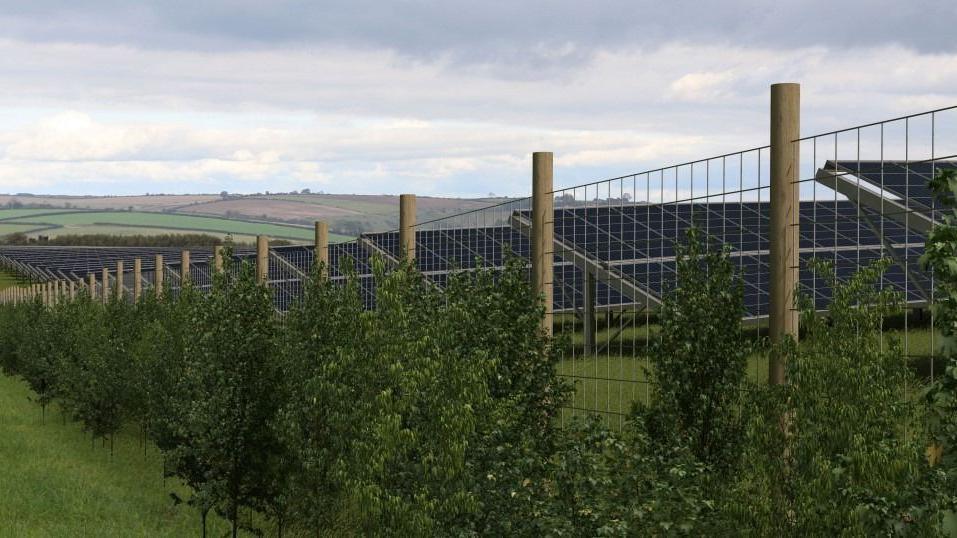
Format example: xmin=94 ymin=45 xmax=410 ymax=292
xmin=13 ymin=297 xmax=62 ymax=415
xmin=285 ymin=259 xmax=493 ymax=534
xmin=730 ymin=259 xmax=951 ymax=535
xmin=168 ymin=260 xmax=286 ymax=537
xmin=920 ymin=167 xmax=957 ymax=531
xmin=5 ymin=216 xmax=957 ymax=535
xmin=640 ymin=226 xmax=749 ymax=473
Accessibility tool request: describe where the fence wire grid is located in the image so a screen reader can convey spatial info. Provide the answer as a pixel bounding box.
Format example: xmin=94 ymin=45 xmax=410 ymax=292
xmin=1 ymin=104 xmax=956 ymax=427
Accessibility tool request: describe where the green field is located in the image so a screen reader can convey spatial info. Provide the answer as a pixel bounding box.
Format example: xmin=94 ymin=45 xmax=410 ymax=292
xmin=0 ymin=209 xmax=75 ymax=221
xmin=0 ymin=374 xmax=235 ymax=537
xmin=0 ymin=210 xmax=351 ymax=243
xmin=0 ymin=223 xmax=55 ymax=236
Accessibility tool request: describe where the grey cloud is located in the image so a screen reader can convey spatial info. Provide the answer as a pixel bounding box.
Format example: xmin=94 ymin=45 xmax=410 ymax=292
xmin=0 ymin=0 xmax=954 ymax=67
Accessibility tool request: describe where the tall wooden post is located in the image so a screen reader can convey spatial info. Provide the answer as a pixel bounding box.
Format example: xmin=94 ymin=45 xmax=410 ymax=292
xmin=769 ymin=83 xmax=800 ymax=385
xmin=101 ymin=267 xmax=110 ymax=303
xmin=314 ymin=221 xmax=329 ymax=276
xmin=214 ymin=246 xmax=224 ymax=273
xmin=115 ymin=261 xmax=124 ymax=301
xmin=88 ymin=273 xmax=96 ymax=299
xmin=532 ymin=152 xmax=555 ymax=335
xmin=256 ymin=236 xmax=269 ymax=284
xmin=154 ymin=254 xmax=164 ymax=298
xmin=180 ymin=250 xmax=191 ymax=285
xmin=69 ymin=279 xmax=76 ymax=300
xmin=399 ymin=194 xmax=416 ymax=261
xmin=133 ymin=258 xmax=142 ymax=302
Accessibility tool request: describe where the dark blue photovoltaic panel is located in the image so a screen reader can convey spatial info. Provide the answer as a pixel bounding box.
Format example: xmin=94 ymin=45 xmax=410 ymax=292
xmin=550 ymin=201 xmax=923 ymax=263
xmin=828 ymin=160 xmax=957 ymax=215
xmin=0 ymin=197 xmax=932 ymax=318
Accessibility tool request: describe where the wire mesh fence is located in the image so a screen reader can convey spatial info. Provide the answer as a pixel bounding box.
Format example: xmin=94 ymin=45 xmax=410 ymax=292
xmin=0 ymin=102 xmax=955 ymax=429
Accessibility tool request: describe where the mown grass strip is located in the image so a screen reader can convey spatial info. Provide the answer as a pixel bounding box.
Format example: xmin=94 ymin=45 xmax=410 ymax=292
xmin=0 ymin=374 xmax=232 ymax=537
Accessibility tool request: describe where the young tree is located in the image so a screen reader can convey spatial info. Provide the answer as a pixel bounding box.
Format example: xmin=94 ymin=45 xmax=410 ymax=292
xmin=640 ymin=226 xmax=749 ymax=472
xmin=168 ymin=260 xmax=285 ymax=537
xmin=730 ymin=260 xmax=948 ymax=535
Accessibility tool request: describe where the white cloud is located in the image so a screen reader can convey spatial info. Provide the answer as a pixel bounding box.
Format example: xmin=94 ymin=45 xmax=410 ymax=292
xmin=0 ymin=38 xmax=954 ymax=196
xmin=668 ymin=71 xmax=736 ymax=102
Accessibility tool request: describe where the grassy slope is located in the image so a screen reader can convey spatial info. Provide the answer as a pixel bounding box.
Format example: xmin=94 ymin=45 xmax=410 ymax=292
xmin=0 ymin=374 xmax=233 ymax=537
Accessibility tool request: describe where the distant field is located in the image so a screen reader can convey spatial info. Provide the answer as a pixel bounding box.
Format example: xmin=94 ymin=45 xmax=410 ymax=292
xmin=0 ymin=223 xmax=57 ymax=236
xmin=0 ymin=209 xmax=75 ymax=221
xmin=157 ymin=194 xmax=509 ymax=232
xmin=0 ymin=210 xmax=351 ymax=243
xmin=0 ymin=193 xmax=509 ymax=239
xmin=0 ymin=194 xmax=219 ymax=212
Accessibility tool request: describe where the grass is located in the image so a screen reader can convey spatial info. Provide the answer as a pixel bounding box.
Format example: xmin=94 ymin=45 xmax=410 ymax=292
xmin=0 ymin=373 xmax=235 ymax=537
xmin=1 ymin=211 xmax=328 ymax=242
xmin=0 ymin=223 xmax=55 ymax=236
xmin=554 ymin=314 xmax=941 ymax=427
xmin=0 ymin=209 xmax=75 ymax=221
xmin=0 ymin=271 xmax=27 ymax=291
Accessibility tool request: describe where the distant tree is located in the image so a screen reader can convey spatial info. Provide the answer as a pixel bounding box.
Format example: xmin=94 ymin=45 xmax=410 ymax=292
xmin=300 ymin=188 xmax=310 ymax=194
xmin=220 ymin=191 xmax=229 ymax=200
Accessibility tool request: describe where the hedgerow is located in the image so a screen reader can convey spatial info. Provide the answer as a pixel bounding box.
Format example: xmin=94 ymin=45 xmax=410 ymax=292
xmin=0 ymin=213 xmax=956 ymax=535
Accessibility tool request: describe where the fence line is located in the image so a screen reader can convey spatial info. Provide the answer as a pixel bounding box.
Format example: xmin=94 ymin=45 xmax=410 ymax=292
xmin=1 ymin=83 xmax=955 ymax=425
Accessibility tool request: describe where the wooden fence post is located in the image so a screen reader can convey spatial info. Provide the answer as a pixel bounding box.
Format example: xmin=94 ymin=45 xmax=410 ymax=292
xmin=399 ymin=194 xmax=416 ymax=261
xmin=214 ymin=246 xmax=224 ymax=274
xmin=88 ymin=273 xmax=96 ymax=299
xmin=257 ymin=236 xmax=269 ymax=284
xmin=155 ymin=254 xmax=164 ymax=298
xmin=315 ymin=221 xmax=329 ymax=277
xmin=133 ymin=258 xmax=142 ymax=302
xmin=532 ymin=152 xmax=554 ymax=336
xmin=69 ymin=279 xmax=76 ymax=300
xmin=116 ymin=261 xmax=124 ymax=302
xmin=769 ymin=82 xmax=800 ymax=385
xmin=101 ymin=267 xmax=110 ymax=303
xmin=180 ymin=250 xmax=191 ymax=285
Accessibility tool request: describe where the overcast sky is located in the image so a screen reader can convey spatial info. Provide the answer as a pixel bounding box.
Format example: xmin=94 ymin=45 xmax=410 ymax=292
xmin=0 ymin=1 xmax=955 ymax=197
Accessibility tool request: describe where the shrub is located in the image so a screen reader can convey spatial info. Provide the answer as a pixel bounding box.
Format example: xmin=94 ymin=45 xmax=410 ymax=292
xmin=639 ymin=226 xmax=749 ymax=473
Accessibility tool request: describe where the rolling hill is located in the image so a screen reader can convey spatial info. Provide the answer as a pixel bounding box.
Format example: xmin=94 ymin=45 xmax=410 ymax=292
xmin=0 ymin=193 xmax=510 ymax=242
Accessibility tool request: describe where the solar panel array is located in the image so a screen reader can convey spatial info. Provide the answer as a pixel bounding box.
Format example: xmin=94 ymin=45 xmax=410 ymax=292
xmin=0 ymin=190 xmax=935 ymax=320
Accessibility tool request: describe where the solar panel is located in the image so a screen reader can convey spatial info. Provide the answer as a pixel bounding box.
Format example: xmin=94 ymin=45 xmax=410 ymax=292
xmin=0 ymin=197 xmax=933 ymax=319
xmin=827 ymin=160 xmax=957 ymax=215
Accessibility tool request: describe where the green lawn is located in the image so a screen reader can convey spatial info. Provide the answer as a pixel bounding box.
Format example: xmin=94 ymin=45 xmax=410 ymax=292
xmin=0 ymin=374 xmax=234 ymax=537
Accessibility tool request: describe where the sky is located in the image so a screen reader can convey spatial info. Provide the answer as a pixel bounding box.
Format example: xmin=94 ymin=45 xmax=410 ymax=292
xmin=0 ymin=1 xmax=956 ymax=197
